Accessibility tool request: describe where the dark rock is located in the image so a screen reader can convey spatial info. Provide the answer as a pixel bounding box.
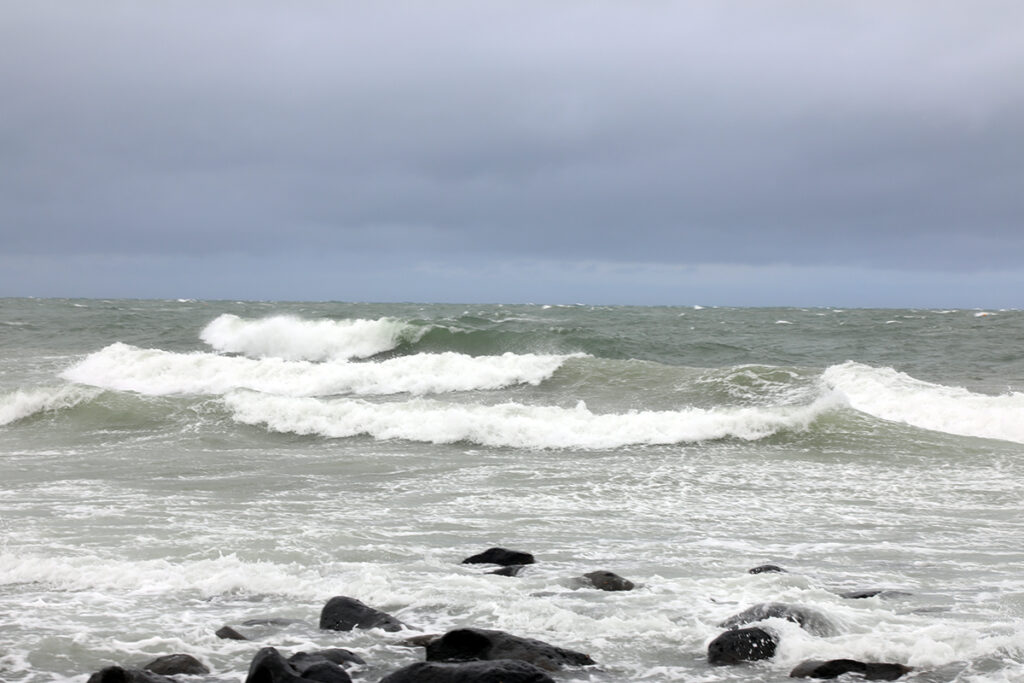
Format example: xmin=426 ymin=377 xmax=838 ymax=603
xmin=863 ymin=663 xmax=914 ymax=680
xmin=245 ymin=647 xmax=351 ymax=683
xmin=215 ymin=625 xmax=248 ymax=640
xmin=319 ymin=596 xmax=405 ymax=632
xmin=790 ymin=658 xmax=912 ymax=680
xmin=749 ymin=564 xmax=787 ymax=574
xmin=288 ymin=649 xmax=366 ymax=671
xmin=581 ymin=570 xmax=634 ymax=591
xmin=379 ymin=659 xmax=555 ymax=683
xmin=461 ymin=548 xmax=535 ymax=566
xmin=840 ymin=589 xmax=912 ymax=600
xmin=87 ymin=667 xmax=177 ymax=683
xmin=489 ymin=564 xmax=527 ymax=577
xmin=425 ymin=628 xmax=595 ymax=670
xmin=707 ymin=627 xmax=778 ymax=665
xmin=142 ymin=654 xmax=210 ymax=676
xmin=718 ymin=602 xmax=839 ymax=637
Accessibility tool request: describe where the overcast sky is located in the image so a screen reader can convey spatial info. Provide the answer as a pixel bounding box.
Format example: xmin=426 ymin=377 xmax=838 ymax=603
xmin=2 ymin=1 xmax=1023 ymax=306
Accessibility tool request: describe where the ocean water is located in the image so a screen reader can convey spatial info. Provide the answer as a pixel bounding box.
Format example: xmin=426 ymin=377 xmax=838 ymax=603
xmin=1 ymin=298 xmax=1023 ymax=682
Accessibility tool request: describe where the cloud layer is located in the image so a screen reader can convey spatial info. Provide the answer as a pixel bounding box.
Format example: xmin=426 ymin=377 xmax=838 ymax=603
xmin=2 ymin=1 xmax=1023 ymax=303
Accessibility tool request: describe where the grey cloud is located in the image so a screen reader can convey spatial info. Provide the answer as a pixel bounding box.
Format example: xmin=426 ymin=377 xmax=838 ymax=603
xmin=2 ymin=0 xmax=1023 ymax=276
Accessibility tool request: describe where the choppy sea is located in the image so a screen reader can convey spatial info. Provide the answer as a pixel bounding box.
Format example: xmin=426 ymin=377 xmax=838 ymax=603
xmin=1 ymin=298 xmax=1023 ymax=682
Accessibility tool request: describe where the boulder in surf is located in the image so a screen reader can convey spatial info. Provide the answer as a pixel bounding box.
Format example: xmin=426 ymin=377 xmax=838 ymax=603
xmin=245 ymin=647 xmax=352 ymax=683
xmin=718 ymin=602 xmax=838 ymax=636
xmin=789 ymin=658 xmax=913 ymax=679
xmin=379 ymin=659 xmax=556 ymax=683
xmin=319 ymin=596 xmax=405 ymax=632
xmin=425 ymin=627 xmax=595 ymax=670
xmin=461 ymin=547 xmax=536 ymax=566
xmin=707 ymin=627 xmax=778 ymax=665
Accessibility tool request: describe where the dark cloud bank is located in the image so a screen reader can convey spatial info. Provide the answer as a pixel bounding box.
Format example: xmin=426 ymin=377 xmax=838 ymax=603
xmin=2 ymin=1 xmax=1023 ymax=305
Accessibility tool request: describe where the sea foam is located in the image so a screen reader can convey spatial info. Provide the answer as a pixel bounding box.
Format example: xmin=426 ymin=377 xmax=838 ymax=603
xmin=823 ymin=361 xmax=1024 ymax=444
xmin=200 ymin=313 xmax=422 ymax=361
xmin=223 ymin=392 xmax=838 ymax=449
xmin=61 ymin=343 xmax=575 ymax=397
xmin=0 ymin=385 xmax=100 ymax=427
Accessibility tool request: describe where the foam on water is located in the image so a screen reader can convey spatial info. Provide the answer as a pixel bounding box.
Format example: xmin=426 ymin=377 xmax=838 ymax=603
xmin=200 ymin=314 xmax=422 ymax=361
xmin=0 ymin=385 xmax=101 ymax=426
xmin=61 ymin=343 xmax=576 ymax=397
xmin=223 ymin=391 xmax=840 ymax=448
xmin=823 ymin=361 xmax=1024 ymax=444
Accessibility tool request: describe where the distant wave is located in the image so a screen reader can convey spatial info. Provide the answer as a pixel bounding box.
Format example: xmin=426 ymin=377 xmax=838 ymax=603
xmin=200 ymin=314 xmax=425 ymax=361
xmin=61 ymin=343 xmax=577 ymax=397
xmin=223 ymin=392 xmax=838 ymax=449
xmin=823 ymin=361 xmax=1024 ymax=444
xmin=0 ymin=385 xmax=100 ymax=427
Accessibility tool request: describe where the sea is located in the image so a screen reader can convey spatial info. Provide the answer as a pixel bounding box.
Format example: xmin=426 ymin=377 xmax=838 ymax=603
xmin=1 ymin=298 xmax=1023 ymax=682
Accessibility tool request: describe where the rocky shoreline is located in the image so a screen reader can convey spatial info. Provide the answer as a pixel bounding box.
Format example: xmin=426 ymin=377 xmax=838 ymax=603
xmin=83 ymin=549 xmax=915 ymax=682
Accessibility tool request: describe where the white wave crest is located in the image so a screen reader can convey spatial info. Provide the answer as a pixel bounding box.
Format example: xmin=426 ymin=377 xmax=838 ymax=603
xmin=223 ymin=392 xmax=837 ymax=449
xmin=0 ymin=385 xmax=100 ymax=427
xmin=61 ymin=343 xmax=574 ymax=397
xmin=200 ymin=313 xmax=422 ymax=361
xmin=822 ymin=361 xmax=1024 ymax=444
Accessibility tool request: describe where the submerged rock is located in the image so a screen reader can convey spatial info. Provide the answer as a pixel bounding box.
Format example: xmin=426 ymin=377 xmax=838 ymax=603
xmin=790 ymin=658 xmax=913 ymax=680
xmin=319 ymin=596 xmax=405 ymax=632
xmin=718 ymin=602 xmax=839 ymax=636
xmin=425 ymin=627 xmax=595 ymax=670
xmin=244 ymin=647 xmax=352 ymax=683
xmin=707 ymin=627 xmax=778 ymax=665
xmin=86 ymin=667 xmax=176 ymax=683
xmin=214 ymin=625 xmax=248 ymax=640
xmin=839 ymin=589 xmax=912 ymax=600
xmin=749 ymin=564 xmax=787 ymax=574
xmin=462 ymin=548 xmax=536 ymax=566
xmin=379 ymin=659 xmax=555 ymax=683
xmin=142 ymin=654 xmax=210 ymax=676
xmin=580 ymin=570 xmax=635 ymax=591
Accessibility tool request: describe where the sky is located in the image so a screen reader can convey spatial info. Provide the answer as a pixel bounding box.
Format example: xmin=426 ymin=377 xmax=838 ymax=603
xmin=1 ymin=1 xmax=1023 ymax=307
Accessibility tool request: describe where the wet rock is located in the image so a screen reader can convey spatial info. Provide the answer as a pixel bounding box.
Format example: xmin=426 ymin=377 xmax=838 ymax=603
xmin=244 ymin=647 xmax=351 ymax=683
xmin=425 ymin=627 xmax=595 ymax=670
xmin=142 ymin=654 xmax=210 ymax=676
xmin=749 ymin=564 xmax=787 ymax=574
xmin=839 ymin=589 xmax=912 ymax=600
xmin=489 ymin=564 xmax=528 ymax=577
xmin=580 ymin=570 xmax=634 ymax=591
xmin=718 ymin=602 xmax=839 ymax=637
xmin=707 ymin=627 xmax=778 ymax=665
xmin=214 ymin=625 xmax=248 ymax=640
xmin=87 ymin=667 xmax=177 ymax=683
xmin=288 ymin=649 xmax=366 ymax=671
xmin=319 ymin=596 xmax=405 ymax=632
xmin=462 ymin=547 xmax=536 ymax=566
xmin=790 ymin=658 xmax=913 ymax=680
xmin=379 ymin=659 xmax=555 ymax=683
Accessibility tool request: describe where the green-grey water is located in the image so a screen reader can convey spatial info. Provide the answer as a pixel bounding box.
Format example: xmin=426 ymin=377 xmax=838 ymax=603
xmin=1 ymin=298 xmax=1023 ymax=682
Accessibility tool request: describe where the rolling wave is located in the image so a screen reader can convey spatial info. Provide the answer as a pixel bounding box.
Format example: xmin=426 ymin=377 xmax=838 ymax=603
xmin=61 ymin=343 xmax=577 ymax=397
xmin=200 ymin=313 xmax=425 ymax=361
xmin=0 ymin=385 xmax=101 ymax=427
xmin=224 ymin=391 xmax=840 ymax=449
xmin=823 ymin=361 xmax=1024 ymax=444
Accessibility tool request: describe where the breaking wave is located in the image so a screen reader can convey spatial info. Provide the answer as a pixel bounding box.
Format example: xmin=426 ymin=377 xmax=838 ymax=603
xmin=200 ymin=314 xmax=424 ymax=361
xmin=0 ymin=385 xmax=101 ymax=427
xmin=823 ymin=361 xmax=1024 ymax=444
xmin=223 ymin=391 xmax=840 ymax=449
xmin=61 ymin=343 xmax=576 ymax=397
